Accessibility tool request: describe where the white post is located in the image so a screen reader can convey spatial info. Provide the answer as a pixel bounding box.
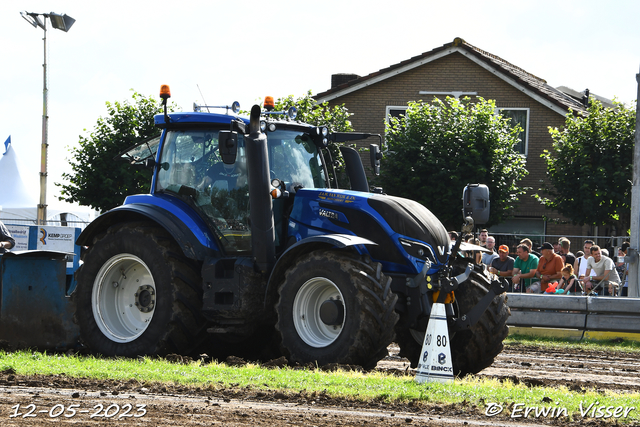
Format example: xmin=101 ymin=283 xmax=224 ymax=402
xmin=627 ymin=68 xmax=640 ymax=298
xmin=37 ymin=20 xmax=48 ymax=225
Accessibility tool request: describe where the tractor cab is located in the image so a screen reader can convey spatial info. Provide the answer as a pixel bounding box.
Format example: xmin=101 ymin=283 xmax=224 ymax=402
xmin=119 ymin=90 xmax=342 ymax=258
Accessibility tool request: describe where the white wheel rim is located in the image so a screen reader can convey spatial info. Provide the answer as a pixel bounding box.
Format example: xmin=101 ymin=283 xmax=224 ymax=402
xmin=91 ymin=254 xmax=156 ymax=343
xmin=292 ymin=277 xmax=345 ymax=348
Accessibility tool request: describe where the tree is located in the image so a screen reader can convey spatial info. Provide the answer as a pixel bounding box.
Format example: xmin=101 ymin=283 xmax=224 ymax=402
xmin=378 ymin=97 xmax=528 ymax=230
xmin=271 ymin=91 xmax=354 ymax=187
xmin=272 ymin=91 xmax=353 ymax=133
xmin=537 ymin=99 xmax=636 ymax=232
xmin=58 ymin=91 xmax=174 ymax=213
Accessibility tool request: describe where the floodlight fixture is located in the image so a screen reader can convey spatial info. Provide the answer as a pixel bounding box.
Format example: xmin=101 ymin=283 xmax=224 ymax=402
xmin=48 ymin=12 xmax=75 ymax=32
xmin=20 ymin=11 xmax=45 ymax=30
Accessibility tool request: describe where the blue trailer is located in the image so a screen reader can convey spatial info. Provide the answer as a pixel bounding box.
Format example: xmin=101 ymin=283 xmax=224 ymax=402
xmin=0 ymin=225 xmax=82 ymax=350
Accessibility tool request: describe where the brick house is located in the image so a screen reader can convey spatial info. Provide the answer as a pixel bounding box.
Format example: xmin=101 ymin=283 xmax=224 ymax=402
xmin=314 ymin=37 xmax=604 ymax=239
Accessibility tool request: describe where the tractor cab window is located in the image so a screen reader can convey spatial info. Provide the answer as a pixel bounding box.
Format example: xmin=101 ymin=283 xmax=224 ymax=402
xmin=118 ymin=134 xmax=161 ymax=165
xmin=267 ymin=129 xmax=327 ymax=190
xmin=156 ymin=129 xmax=250 ymax=255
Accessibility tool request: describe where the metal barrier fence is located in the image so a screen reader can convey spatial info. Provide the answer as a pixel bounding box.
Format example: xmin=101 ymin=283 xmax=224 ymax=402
xmin=486 ymin=233 xmax=630 ymax=255
xmin=506 ymin=294 xmax=640 ymax=334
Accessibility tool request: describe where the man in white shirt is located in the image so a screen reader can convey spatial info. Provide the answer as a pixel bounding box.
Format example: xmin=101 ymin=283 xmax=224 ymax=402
xmin=574 ymin=239 xmax=596 ymax=279
xmin=584 ymin=245 xmax=620 ymax=295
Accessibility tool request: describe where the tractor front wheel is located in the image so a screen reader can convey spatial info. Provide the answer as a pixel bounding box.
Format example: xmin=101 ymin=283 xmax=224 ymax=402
xmin=396 ymin=271 xmax=509 ymax=376
xmin=275 ymin=250 xmax=398 ymax=369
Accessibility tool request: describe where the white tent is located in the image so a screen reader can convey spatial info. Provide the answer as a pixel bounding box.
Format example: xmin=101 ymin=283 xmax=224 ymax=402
xmin=0 ymin=137 xmax=96 ymax=228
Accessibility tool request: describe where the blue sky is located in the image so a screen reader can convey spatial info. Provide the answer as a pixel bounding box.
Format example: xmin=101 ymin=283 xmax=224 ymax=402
xmin=1 ymin=0 xmax=638 ymax=206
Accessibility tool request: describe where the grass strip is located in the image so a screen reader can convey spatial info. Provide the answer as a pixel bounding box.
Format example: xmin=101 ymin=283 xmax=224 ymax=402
xmin=0 ymin=350 xmax=638 ymax=423
xmin=506 ymin=333 xmax=640 ymax=353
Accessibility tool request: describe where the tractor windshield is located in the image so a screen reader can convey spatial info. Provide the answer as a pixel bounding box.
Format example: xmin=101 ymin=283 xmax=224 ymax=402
xmin=267 ymin=129 xmax=327 ymax=190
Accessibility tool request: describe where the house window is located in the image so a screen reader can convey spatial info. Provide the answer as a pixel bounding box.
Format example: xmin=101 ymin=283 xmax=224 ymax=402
xmin=498 ymin=108 xmax=529 ymax=156
xmin=386 ymin=106 xmax=407 ymax=124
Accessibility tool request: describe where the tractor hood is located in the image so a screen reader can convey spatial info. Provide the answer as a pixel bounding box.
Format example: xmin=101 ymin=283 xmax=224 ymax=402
xmin=288 ymin=189 xmax=451 ymax=268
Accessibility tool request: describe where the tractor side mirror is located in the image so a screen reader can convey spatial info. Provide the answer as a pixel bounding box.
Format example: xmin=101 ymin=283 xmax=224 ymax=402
xmin=462 ymin=184 xmax=490 ymax=225
xmin=370 ymin=144 xmax=382 ymax=176
xmin=144 ymin=157 xmax=156 ymax=168
xmin=219 ymin=131 xmax=238 ymax=164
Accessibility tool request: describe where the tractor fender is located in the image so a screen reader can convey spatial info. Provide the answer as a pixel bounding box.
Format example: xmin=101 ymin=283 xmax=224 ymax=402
xmin=264 ymin=234 xmax=376 ymax=305
xmin=76 ymin=204 xmax=218 ymax=261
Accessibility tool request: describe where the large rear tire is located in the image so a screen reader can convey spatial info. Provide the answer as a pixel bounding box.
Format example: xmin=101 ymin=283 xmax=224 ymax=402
xmin=75 ymin=222 xmax=207 ymax=357
xmin=275 ymin=250 xmax=398 ymax=369
xmin=396 ymin=271 xmax=509 ymax=376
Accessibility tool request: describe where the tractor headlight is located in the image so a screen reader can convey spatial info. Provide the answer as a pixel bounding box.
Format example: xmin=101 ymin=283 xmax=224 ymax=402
xmin=399 ymin=238 xmax=437 ymax=264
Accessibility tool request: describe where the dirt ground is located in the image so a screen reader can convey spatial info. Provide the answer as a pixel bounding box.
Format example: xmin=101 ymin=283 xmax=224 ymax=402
xmin=0 ymin=343 xmax=637 ymax=426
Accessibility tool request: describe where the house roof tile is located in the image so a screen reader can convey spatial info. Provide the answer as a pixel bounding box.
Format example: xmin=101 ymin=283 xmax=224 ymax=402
xmin=315 ymin=37 xmax=586 ymax=115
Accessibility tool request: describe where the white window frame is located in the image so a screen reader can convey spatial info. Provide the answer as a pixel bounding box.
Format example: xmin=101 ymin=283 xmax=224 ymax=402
xmin=497 ymin=108 xmax=530 ymax=156
xmin=386 ymin=105 xmax=408 ymax=125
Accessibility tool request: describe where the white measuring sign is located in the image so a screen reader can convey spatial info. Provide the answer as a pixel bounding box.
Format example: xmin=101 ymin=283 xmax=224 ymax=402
xmin=414 ymin=302 xmax=454 ymax=383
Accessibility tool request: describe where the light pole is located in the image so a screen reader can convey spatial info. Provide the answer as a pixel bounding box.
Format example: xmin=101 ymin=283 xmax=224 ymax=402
xmin=20 ymin=11 xmax=75 ymax=225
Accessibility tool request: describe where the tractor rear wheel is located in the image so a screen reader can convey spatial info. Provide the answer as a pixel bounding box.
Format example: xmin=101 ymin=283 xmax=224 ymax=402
xmin=275 ymin=250 xmax=398 ymax=369
xmin=75 ymin=222 xmax=207 ymax=357
xmin=396 ymin=271 xmax=509 ymax=376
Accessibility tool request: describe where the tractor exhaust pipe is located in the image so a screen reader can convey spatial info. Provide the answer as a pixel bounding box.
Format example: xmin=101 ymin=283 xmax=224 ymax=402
xmin=245 ymin=105 xmax=276 ymax=273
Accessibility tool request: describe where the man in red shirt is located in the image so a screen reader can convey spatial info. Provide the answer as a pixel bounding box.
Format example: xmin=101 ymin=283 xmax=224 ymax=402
xmin=534 ymin=242 xmax=564 ymax=292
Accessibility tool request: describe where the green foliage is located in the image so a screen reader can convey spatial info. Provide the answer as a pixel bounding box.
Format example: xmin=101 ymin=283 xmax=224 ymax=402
xmin=378 ymin=97 xmax=528 ymax=230
xmin=272 ymin=90 xmax=353 ymax=133
xmin=57 ymin=91 xmax=175 ymax=213
xmin=537 ymin=100 xmax=636 ymax=231
xmin=272 ymin=91 xmax=354 ymax=188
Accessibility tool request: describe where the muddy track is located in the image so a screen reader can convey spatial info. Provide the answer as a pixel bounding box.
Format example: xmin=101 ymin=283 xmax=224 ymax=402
xmin=0 ymin=343 xmax=637 ymax=426
xmin=380 ymin=343 xmax=640 ymax=393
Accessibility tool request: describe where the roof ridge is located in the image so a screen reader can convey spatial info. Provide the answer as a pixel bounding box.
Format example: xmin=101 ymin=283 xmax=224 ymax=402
xmin=454 ymin=37 xmax=547 ymax=84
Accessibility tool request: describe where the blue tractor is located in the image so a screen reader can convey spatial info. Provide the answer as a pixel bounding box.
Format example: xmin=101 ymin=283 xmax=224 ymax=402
xmin=74 ymin=86 xmax=509 ymax=375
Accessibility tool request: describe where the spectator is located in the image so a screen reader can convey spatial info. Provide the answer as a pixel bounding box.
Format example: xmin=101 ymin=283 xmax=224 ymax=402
xmin=533 ymin=242 xmax=564 ymax=292
xmin=448 ymin=231 xmax=458 ymax=242
xmin=617 ymin=242 xmax=630 ymax=296
xmin=584 ymin=245 xmax=621 ymax=295
xmin=470 ymin=238 xmax=483 ymax=264
xmin=485 ymin=236 xmax=497 ymax=253
xmin=512 ymin=244 xmax=539 ymax=293
xmin=553 ymin=241 xmax=562 ymax=253
xmin=481 ymin=236 xmax=498 ymax=266
xmin=520 ymin=238 xmax=542 ymax=259
xmin=489 ymin=245 xmax=514 ymax=281
xmin=0 ymin=221 xmax=15 ymax=254
xmin=557 ymin=264 xmax=581 ymax=294
xmin=463 ymin=233 xmax=474 ymax=242
xmin=574 ymin=240 xmax=596 ymax=279
xmin=479 ymin=229 xmax=488 ymax=247
xmin=558 ymin=237 xmax=575 ymax=267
